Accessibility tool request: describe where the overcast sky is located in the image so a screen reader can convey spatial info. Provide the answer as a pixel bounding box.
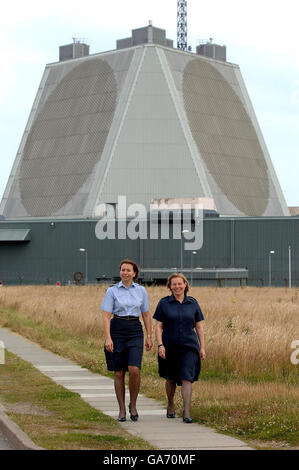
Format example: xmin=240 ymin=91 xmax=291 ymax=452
xmin=0 ymin=0 xmax=298 ymax=206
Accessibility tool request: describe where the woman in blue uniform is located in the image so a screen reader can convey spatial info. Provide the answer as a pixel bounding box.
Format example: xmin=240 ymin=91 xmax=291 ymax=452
xmin=101 ymin=259 xmax=152 ymax=422
xmin=154 ymin=273 xmax=206 ymax=423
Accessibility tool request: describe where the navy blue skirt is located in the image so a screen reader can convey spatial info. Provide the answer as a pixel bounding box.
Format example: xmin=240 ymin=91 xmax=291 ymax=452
xmin=158 ymin=344 xmax=201 ymax=386
xmin=104 ymin=317 xmax=144 ymax=372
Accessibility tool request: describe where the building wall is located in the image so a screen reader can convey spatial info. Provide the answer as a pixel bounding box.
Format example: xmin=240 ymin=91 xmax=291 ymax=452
xmin=0 ymin=218 xmax=297 ymax=286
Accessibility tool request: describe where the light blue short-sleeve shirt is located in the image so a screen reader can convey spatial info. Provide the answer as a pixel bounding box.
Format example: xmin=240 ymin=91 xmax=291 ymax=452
xmin=101 ymin=281 xmax=149 ymax=317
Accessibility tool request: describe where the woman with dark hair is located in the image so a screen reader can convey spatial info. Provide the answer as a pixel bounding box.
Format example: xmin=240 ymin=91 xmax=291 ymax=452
xmin=154 ymin=273 xmax=206 ymax=423
xmin=101 ymin=259 xmax=152 ymax=422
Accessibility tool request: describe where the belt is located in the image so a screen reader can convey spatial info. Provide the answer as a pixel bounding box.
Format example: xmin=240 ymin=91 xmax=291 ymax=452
xmin=113 ymin=315 xmax=139 ymax=321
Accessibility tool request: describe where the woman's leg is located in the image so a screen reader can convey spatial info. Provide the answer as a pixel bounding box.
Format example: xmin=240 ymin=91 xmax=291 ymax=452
xmin=114 ymin=370 xmax=126 ymax=417
xmin=128 ymin=365 xmax=140 ymax=414
xmin=165 ymin=379 xmax=176 ymax=413
xmin=181 ymin=380 xmax=192 ymax=418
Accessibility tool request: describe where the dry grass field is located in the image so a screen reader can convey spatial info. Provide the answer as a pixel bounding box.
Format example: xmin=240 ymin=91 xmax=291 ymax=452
xmin=0 ymin=285 xmax=298 ymax=447
xmin=0 ymin=284 xmax=297 ymax=381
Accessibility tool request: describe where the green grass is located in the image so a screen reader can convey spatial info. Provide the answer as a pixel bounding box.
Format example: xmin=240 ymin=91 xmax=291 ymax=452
xmin=1 ymin=305 xmax=298 ymax=449
xmin=0 ymin=351 xmax=153 ymax=450
xmin=191 ymin=401 xmax=299 ymax=447
xmin=1 ymin=307 xmax=108 ymax=374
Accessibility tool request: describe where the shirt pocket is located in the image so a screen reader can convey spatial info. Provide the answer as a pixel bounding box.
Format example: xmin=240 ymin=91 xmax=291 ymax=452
xmin=115 ymin=289 xmax=142 ymax=313
xmin=130 ymin=290 xmax=143 ymax=311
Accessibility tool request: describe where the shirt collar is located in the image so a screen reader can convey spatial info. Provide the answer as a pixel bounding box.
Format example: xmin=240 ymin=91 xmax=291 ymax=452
xmin=169 ymin=293 xmax=191 ymax=303
xmin=117 ymin=281 xmax=136 ymax=289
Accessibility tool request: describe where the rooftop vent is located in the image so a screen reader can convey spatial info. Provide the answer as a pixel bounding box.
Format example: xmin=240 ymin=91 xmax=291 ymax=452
xmin=117 ymin=23 xmax=173 ymax=49
xmin=196 ymin=39 xmax=226 ymax=62
xmin=59 ymin=38 xmax=90 ymax=62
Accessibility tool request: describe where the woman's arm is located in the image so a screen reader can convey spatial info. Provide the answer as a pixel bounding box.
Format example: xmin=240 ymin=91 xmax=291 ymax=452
xmin=154 ymin=320 xmax=165 ymax=359
xmin=141 ymin=311 xmax=153 ymax=351
xmin=195 ymin=321 xmax=206 ymax=360
xmin=102 ymin=311 xmax=113 ymax=352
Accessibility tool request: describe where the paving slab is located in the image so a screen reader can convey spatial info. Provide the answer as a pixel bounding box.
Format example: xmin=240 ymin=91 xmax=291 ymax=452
xmin=0 ymin=327 xmax=253 ymax=450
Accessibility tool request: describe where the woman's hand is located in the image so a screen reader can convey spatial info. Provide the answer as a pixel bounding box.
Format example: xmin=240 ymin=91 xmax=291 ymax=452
xmin=102 ymin=312 xmax=113 ymax=352
xmin=105 ymin=338 xmax=114 ymax=353
xmin=199 ymin=347 xmax=206 ymax=360
xmin=158 ymin=345 xmax=166 ymax=359
xmin=145 ymin=337 xmax=153 ymax=351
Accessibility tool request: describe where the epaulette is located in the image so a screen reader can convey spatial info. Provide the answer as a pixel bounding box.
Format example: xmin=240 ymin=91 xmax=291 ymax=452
xmin=187 ymin=296 xmax=198 ymax=302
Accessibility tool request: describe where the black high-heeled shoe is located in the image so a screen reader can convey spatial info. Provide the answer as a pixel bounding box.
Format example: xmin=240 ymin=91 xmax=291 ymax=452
xmin=183 ymin=416 xmax=193 ymax=423
xmin=166 ymin=407 xmax=176 ymax=418
xmin=128 ymin=403 xmax=139 ymax=421
xmin=117 ymin=412 xmax=126 ymax=422
xmin=183 ymin=411 xmax=192 ymax=423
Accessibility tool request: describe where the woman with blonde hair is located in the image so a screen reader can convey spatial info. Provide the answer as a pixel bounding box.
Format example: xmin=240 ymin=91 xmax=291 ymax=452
xmin=153 ymin=273 xmax=205 ymax=423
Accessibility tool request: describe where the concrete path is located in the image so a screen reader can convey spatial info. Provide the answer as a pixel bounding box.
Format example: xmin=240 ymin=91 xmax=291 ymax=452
xmin=0 ymin=427 xmax=14 ymax=450
xmin=0 ymin=327 xmax=252 ymax=450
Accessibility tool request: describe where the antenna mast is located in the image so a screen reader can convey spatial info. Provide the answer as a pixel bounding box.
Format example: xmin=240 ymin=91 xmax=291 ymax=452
xmin=177 ymin=1 xmax=187 ymax=51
